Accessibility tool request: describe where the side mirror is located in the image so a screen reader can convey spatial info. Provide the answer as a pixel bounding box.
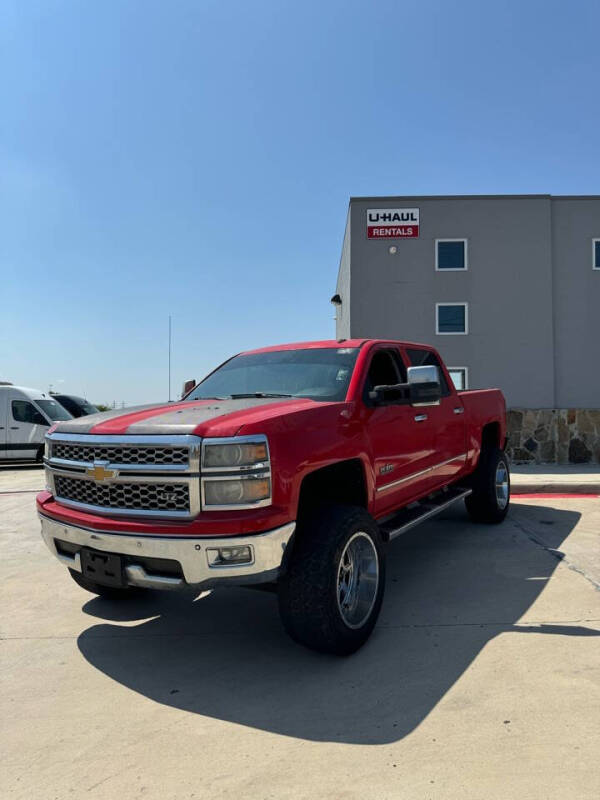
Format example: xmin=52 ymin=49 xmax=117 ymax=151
xmin=407 ymin=365 xmax=441 ymax=406
xmin=181 ymin=379 xmax=196 ymax=398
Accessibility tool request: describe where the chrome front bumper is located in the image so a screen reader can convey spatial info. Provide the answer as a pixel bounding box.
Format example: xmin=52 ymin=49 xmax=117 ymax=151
xmin=39 ymin=513 xmax=295 ymax=590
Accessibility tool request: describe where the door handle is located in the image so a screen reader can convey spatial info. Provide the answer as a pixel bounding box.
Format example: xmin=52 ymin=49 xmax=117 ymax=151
xmin=453 ymin=407 xmax=464 ymax=415
xmin=414 ymin=414 xmax=428 ymax=422
xmin=10 ymin=426 xmax=20 ymax=430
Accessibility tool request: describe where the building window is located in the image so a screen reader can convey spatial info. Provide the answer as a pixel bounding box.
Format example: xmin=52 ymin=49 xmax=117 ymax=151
xmin=435 ymin=239 xmax=467 ymax=271
xmin=594 ymin=239 xmax=600 ymax=270
xmin=436 ymin=303 xmax=468 ymax=335
xmin=448 ymin=367 xmax=468 ymax=391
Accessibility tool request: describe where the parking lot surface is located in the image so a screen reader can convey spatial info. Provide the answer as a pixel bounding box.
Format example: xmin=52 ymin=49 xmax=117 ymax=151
xmin=1 ymin=466 xmax=599 ymax=800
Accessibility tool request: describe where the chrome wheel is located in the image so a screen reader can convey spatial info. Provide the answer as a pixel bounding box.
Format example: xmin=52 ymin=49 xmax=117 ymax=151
xmin=336 ymin=532 xmax=379 ymax=629
xmin=495 ymin=461 xmax=509 ymax=510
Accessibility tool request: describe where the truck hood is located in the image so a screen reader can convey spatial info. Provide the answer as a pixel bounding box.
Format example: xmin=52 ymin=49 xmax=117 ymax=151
xmin=51 ymin=396 xmax=327 ymax=437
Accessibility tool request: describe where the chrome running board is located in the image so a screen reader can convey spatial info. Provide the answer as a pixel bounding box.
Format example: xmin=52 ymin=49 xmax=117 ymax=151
xmin=379 ymin=487 xmax=472 ymax=542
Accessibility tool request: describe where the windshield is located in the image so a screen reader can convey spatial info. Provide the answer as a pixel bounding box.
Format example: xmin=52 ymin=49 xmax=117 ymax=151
xmin=35 ymin=399 xmax=73 ymax=421
xmin=57 ymin=396 xmax=99 ymax=416
xmin=188 ymin=347 xmax=359 ymax=403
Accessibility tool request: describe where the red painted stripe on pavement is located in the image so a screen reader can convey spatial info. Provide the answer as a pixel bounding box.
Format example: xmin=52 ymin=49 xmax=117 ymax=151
xmin=513 ymin=492 xmax=599 ymax=499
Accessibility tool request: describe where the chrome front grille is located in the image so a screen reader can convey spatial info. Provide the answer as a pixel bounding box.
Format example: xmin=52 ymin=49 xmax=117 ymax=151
xmin=51 ymin=442 xmax=189 ymax=466
xmin=54 ymin=476 xmax=190 ymax=513
xmin=45 ymin=433 xmax=201 ymax=518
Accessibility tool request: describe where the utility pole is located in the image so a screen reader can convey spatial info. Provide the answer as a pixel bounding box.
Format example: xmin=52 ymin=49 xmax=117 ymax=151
xmin=168 ymin=315 xmax=172 ymax=402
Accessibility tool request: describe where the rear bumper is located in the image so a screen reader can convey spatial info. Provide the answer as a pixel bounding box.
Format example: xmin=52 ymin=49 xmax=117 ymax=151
xmin=39 ymin=512 xmax=295 ymax=590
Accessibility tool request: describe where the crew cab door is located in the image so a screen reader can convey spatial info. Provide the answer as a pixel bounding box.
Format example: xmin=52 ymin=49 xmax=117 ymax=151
xmin=361 ymin=347 xmax=434 ymax=516
xmin=403 ymin=347 xmax=467 ymax=485
xmin=7 ymin=394 xmax=49 ymax=459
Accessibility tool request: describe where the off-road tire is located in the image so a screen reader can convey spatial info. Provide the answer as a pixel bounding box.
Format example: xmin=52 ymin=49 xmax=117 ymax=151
xmin=465 ymin=447 xmax=510 ymax=524
xmin=69 ymin=568 xmax=143 ymax=599
xmin=278 ymin=505 xmax=385 ymax=655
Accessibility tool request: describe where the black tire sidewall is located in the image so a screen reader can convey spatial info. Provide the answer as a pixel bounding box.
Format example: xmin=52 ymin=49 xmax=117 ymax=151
xmin=466 ymin=447 xmax=510 ymax=523
xmin=278 ymin=505 xmax=386 ymax=655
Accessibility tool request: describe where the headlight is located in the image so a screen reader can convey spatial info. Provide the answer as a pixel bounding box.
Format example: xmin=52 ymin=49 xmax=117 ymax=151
xmin=201 ymin=436 xmax=271 ymax=510
xmin=202 ymin=441 xmax=268 ymax=469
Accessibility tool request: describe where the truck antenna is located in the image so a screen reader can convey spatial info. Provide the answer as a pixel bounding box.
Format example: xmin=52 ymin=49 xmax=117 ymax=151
xmin=168 ymin=315 xmax=172 ymax=402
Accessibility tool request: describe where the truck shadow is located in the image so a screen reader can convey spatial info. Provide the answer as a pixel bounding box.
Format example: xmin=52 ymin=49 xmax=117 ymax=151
xmin=77 ymin=502 xmax=597 ymax=744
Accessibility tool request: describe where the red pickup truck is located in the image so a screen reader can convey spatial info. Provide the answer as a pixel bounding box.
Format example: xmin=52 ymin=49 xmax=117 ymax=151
xmin=38 ymin=339 xmax=509 ymax=654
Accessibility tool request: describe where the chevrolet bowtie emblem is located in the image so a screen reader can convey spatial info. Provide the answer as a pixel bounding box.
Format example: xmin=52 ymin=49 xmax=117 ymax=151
xmin=86 ymin=464 xmax=116 ymax=482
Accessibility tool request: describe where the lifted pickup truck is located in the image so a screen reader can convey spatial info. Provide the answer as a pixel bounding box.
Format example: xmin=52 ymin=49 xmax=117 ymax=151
xmin=38 ymin=339 xmax=509 ymax=654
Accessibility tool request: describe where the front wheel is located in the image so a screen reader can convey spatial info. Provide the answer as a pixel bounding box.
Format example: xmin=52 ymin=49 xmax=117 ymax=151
xmin=465 ymin=447 xmax=510 ymax=524
xmin=278 ymin=506 xmax=385 ymax=655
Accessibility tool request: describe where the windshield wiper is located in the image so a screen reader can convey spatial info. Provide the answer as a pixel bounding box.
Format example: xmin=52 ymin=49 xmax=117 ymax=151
xmin=228 ymin=393 xmax=294 ymax=399
xmin=188 ymin=396 xmax=231 ymax=401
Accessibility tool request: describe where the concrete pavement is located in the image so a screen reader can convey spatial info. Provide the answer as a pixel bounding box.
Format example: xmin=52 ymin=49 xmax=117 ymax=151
xmin=0 ymin=463 xmax=45 ymax=493
xmin=1 ymin=466 xmax=599 ymax=800
xmin=511 ymin=464 xmax=600 ymax=495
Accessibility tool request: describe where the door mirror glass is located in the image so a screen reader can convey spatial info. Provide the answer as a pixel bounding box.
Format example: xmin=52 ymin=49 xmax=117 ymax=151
xmin=407 ymin=365 xmax=441 ymax=406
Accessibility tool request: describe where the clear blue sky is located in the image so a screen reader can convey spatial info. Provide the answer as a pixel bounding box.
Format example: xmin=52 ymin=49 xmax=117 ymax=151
xmin=2 ymin=0 xmax=599 ymax=405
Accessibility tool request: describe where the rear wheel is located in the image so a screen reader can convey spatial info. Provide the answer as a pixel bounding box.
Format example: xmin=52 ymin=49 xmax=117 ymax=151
xmin=465 ymin=447 xmax=510 ymax=524
xmin=278 ymin=506 xmax=385 ymax=655
xmin=69 ymin=568 xmax=143 ymax=599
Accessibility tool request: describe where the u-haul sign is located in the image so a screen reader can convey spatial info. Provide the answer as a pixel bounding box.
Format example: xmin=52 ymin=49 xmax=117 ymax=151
xmin=367 ymin=208 xmax=420 ymax=239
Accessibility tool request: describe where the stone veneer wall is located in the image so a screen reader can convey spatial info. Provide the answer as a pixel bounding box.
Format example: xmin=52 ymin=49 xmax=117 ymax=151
xmin=506 ymin=409 xmax=600 ymax=464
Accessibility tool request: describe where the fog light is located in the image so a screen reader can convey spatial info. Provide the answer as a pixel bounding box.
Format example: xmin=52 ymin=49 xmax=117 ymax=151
xmin=206 ymin=545 xmax=253 ymax=567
